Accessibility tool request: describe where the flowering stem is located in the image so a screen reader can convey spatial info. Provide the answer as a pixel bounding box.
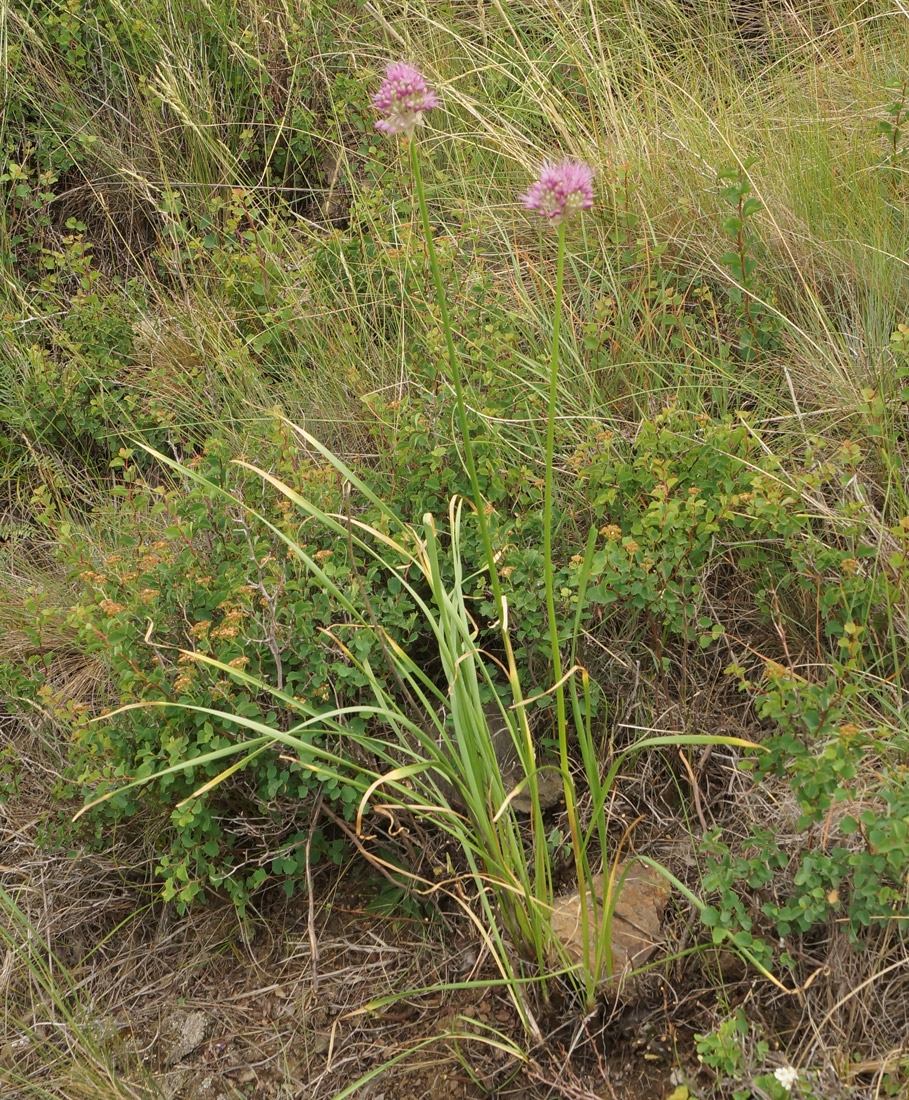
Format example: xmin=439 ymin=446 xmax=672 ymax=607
xmin=407 ymin=141 xmax=501 ymax=613
xmin=406 ymin=138 xmax=549 ymax=946
xmin=543 ymin=222 xmax=592 ymax=1003
xmin=543 ymin=225 xmax=566 ymax=749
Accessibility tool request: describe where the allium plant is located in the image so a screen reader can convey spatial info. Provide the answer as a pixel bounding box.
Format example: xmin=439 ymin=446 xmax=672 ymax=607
xmin=523 ymin=157 xmax=601 ymax=992
xmin=359 ymin=86 xmax=758 ymax=1009
xmin=78 ymin=62 xmax=764 ymax=1033
xmin=371 ymin=64 xmax=557 ymax=993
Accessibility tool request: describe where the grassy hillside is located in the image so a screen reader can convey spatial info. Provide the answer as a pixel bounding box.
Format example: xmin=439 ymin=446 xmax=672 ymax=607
xmin=2 ymin=0 xmax=909 ymax=1096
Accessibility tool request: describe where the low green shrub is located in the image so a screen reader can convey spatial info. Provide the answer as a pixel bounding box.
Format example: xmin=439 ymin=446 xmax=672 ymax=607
xmin=14 ymin=430 xmax=429 ymax=910
xmin=0 ymin=229 xmax=158 ymax=474
xmin=703 ymin=662 xmax=909 ymax=947
xmin=695 ymin=1010 xmax=819 ymax=1100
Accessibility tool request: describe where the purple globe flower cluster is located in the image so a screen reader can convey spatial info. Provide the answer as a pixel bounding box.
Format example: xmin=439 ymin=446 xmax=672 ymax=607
xmin=373 ymin=62 xmax=594 ymax=225
xmin=371 ymin=62 xmax=440 ymax=137
xmin=519 ymin=159 xmax=595 ymax=227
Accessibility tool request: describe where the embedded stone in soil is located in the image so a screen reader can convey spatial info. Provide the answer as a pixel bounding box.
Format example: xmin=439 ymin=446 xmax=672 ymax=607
xmin=549 ymin=861 xmax=669 ymax=997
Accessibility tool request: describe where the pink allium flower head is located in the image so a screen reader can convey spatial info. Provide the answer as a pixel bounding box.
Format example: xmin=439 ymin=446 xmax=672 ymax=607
xmin=372 ymin=62 xmax=439 ymax=136
xmin=521 ymin=159 xmax=595 ymax=226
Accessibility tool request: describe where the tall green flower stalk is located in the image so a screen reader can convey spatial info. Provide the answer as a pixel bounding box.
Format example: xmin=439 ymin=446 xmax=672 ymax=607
xmin=520 ymin=158 xmax=600 ymax=1000
xmin=374 ymin=61 xmax=551 ymax=968
xmin=372 ymin=68 xmax=614 ymax=991
xmin=516 ymin=160 xmax=762 ymax=1006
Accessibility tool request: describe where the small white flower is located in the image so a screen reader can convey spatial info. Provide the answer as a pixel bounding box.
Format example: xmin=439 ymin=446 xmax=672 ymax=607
xmin=774 ymin=1065 xmax=799 ymax=1092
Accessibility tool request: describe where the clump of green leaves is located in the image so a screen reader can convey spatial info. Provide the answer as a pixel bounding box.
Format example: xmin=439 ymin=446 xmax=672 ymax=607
xmin=0 ymin=228 xmax=157 ymax=475
xmin=696 ymin=1011 xmax=823 ymax=1100
xmin=877 ymin=79 xmax=908 ymax=170
xmin=710 ymin=660 xmax=909 ymax=943
xmin=8 ymin=432 xmax=427 ymax=910
xmin=529 ymin=405 xmax=909 ymax=950
xmin=697 ymin=1010 xmax=767 ymax=1086
xmin=716 ymin=159 xmax=782 ymax=362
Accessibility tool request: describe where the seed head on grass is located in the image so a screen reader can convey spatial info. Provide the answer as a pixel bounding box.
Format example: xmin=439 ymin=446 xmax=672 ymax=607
xmin=372 ymin=62 xmax=438 ymax=136
xmin=521 ymin=159 xmax=595 ymax=226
